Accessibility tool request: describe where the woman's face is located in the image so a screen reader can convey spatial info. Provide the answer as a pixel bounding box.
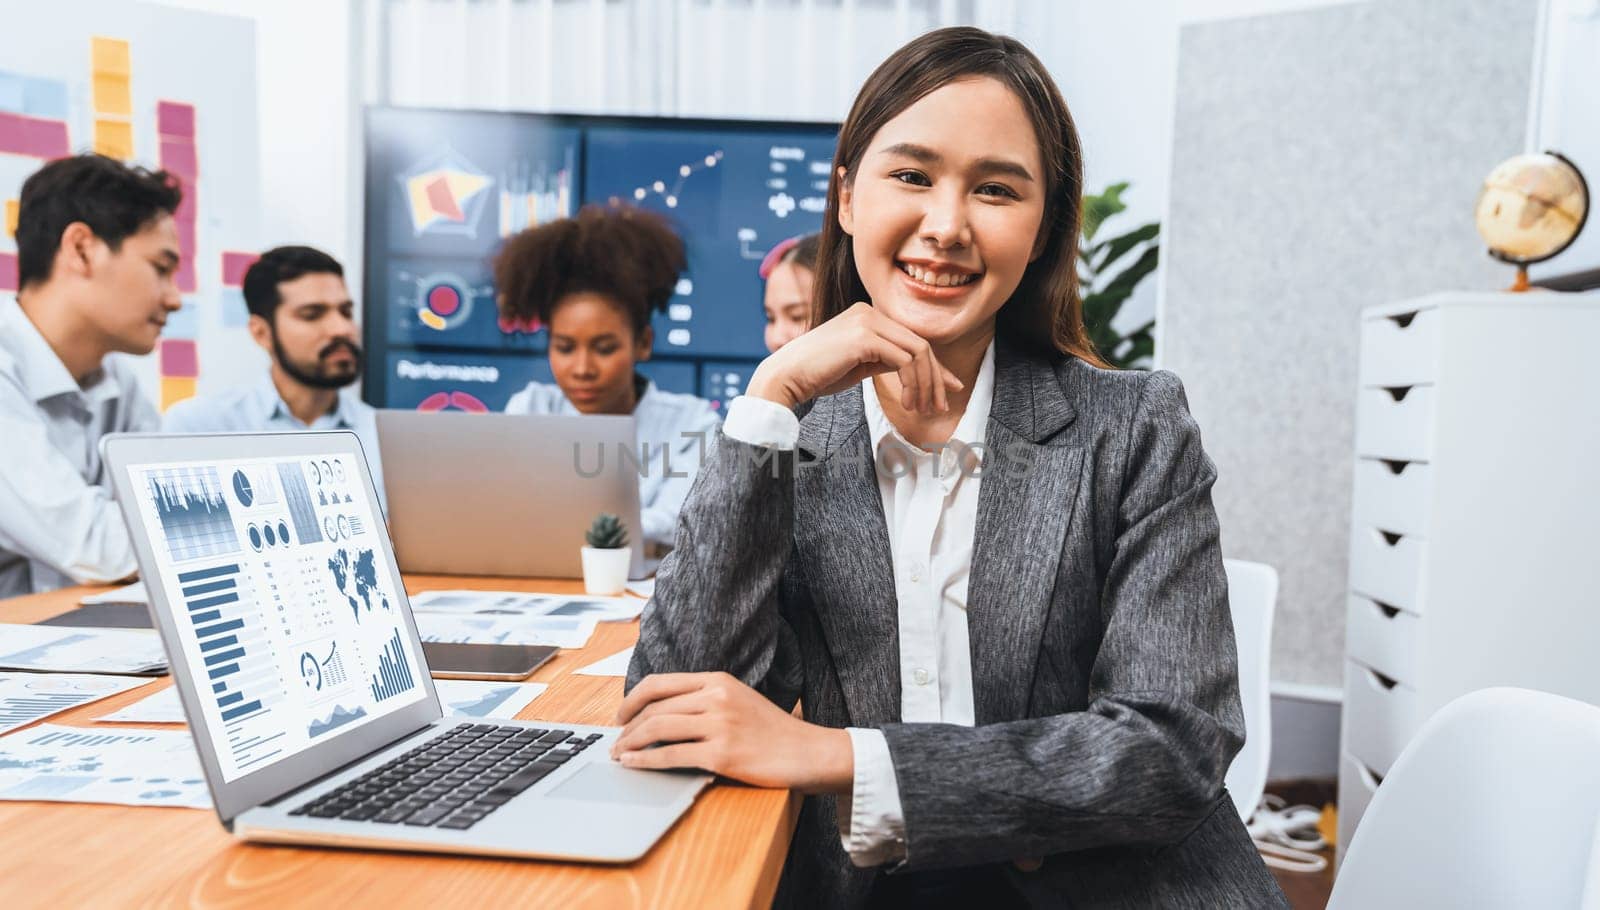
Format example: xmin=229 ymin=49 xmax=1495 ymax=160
xmin=839 ymin=76 xmax=1046 ymax=350
xmin=547 ymin=292 xmax=651 ymax=415
xmin=762 ymin=259 xmax=813 ymax=353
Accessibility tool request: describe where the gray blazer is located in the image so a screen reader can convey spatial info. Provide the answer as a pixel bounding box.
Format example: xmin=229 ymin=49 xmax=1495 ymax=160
xmin=628 ymin=339 xmax=1287 ymax=908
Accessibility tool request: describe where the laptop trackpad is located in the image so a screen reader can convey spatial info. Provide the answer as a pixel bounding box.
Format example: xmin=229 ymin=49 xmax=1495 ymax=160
xmin=547 ymin=762 xmax=690 ymax=808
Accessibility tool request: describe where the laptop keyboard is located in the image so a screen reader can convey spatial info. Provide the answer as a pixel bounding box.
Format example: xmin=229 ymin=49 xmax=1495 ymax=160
xmin=289 ymin=722 xmax=603 ymax=830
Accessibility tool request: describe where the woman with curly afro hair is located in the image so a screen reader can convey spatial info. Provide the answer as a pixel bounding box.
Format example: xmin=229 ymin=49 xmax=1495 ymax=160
xmin=494 ymin=203 xmax=721 ymax=550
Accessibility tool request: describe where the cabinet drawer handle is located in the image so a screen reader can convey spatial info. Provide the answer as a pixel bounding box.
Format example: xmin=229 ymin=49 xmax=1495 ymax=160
xmin=1382 ymin=386 xmax=1415 ymax=402
xmin=1369 ymin=598 xmax=1401 ymax=620
xmin=1366 ymin=667 xmax=1399 ymax=691
xmin=1387 ymin=312 xmax=1419 ymax=329
xmin=1377 ymin=530 xmax=1403 ymax=547
xmin=1355 ymin=760 xmax=1385 ymax=788
xmin=1379 ymin=459 xmax=1412 ymax=476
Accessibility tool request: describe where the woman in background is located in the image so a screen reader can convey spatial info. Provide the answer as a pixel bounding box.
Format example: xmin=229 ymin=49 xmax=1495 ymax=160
xmin=494 ymin=204 xmax=720 ymax=550
xmin=758 ymin=232 xmax=820 ymax=352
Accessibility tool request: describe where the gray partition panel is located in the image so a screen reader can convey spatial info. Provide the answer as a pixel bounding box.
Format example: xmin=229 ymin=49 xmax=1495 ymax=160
xmin=1161 ymin=0 xmax=1537 ymax=687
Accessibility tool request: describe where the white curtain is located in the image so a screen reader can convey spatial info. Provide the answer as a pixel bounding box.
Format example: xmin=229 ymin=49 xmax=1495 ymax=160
xmin=378 ymin=0 xmax=1027 ymax=121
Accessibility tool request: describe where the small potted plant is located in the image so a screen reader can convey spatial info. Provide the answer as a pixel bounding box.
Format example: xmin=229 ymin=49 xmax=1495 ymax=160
xmin=581 ymin=513 xmax=631 ymax=595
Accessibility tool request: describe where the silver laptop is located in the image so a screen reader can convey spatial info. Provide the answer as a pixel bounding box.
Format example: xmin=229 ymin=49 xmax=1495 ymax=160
xmin=101 ymin=430 xmax=707 ymax=862
xmin=376 ymin=410 xmax=647 ymax=579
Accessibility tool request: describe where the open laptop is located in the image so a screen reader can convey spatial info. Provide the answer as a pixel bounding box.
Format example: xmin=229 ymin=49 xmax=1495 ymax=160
xmin=376 ymin=410 xmax=648 ymax=579
xmin=101 ymin=430 xmax=708 ymax=862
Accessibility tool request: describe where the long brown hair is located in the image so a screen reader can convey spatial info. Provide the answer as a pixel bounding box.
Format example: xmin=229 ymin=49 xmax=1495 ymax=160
xmin=813 ymin=27 xmax=1107 ymax=367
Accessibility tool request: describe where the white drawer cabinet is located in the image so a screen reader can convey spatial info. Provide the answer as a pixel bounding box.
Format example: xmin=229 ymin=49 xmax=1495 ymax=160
xmin=1337 ymin=291 xmax=1600 ymax=863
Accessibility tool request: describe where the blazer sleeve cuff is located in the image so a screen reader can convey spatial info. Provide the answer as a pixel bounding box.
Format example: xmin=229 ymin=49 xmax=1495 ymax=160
xmin=836 ymin=727 xmax=908 ymax=868
xmin=722 ymin=395 xmax=799 ymax=450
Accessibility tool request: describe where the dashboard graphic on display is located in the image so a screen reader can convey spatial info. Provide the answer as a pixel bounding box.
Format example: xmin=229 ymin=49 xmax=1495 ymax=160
xmin=364 ymin=108 xmax=836 ymax=409
xmin=128 ymin=453 xmax=426 ymax=783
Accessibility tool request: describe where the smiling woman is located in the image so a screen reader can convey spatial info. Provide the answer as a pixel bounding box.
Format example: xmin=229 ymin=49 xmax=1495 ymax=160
xmin=622 ymin=26 xmax=1287 ymax=909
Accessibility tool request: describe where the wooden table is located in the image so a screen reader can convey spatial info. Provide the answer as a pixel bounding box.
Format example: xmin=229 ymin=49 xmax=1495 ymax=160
xmin=0 ymin=576 xmax=798 ymax=909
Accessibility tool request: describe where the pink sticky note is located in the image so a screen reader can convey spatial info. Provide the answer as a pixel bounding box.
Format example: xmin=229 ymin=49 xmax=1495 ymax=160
xmin=176 ymin=257 xmax=196 ymax=294
xmin=0 ymin=111 xmax=68 ymax=158
xmin=0 ymin=112 xmax=30 ymax=156
xmin=221 ymin=251 xmax=257 ymax=287
xmin=174 ymin=181 xmax=197 ymax=222
xmin=175 ymin=216 xmax=196 ymax=254
xmin=26 ymin=116 xmax=68 ymax=158
xmin=157 ymin=101 xmax=195 ymax=139
xmin=160 ymin=138 xmax=198 ymax=180
xmin=159 ymin=338 xmax=199 ymax=378
xmin=0 ymin=252 xmax=17 ymax=291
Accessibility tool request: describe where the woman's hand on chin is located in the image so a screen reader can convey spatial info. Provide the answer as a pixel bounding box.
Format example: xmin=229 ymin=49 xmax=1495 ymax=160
xmin=743 ymin=301 xmax=963 ymax=414
xmin=611 ymin=671 xmax=855 ymax=795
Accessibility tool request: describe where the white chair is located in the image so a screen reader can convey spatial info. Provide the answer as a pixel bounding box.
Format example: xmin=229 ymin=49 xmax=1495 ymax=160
xmin=1329 ymin=688 xmax=1600 ymax=910
xmin=1223 ymin=558 xmax=1277 ymax=822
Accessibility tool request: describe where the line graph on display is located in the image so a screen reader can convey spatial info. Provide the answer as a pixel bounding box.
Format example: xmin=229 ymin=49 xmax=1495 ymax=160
xmin=145 ymin=467 xmax=239 ymax=562
xmin=628 ymin=149 xmax=723 ymax=209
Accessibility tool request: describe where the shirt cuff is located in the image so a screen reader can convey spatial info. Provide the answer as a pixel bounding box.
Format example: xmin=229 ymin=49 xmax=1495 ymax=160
xmin=722 ymin=395 xmax=799 ymax=450
xmin=836 ymin=727 xmax=908 ymax=867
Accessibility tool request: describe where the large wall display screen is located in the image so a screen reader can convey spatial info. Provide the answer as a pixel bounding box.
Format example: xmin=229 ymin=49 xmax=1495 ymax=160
xmin=365 ymin=108 xmax=836 ymax=413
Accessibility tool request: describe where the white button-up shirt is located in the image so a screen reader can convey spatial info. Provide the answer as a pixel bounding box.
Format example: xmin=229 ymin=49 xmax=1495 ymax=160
xmin=163 ymin=374 xmax=386 ymax=504
xmin=721 ymin=340 xmax=995 ymax=867
xmin=0 ymin=299 xmax=159 ymax=597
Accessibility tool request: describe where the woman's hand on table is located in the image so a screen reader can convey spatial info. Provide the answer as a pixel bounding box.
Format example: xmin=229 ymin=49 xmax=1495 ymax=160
xmin=612 ymin=672 xmax=853 ymax=795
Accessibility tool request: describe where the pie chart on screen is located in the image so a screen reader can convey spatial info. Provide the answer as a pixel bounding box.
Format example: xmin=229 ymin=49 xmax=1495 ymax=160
xmin=416 ymin=274 xmax=473 ymax=332
xmin=417 ymin=391 xmax=489 ymax=413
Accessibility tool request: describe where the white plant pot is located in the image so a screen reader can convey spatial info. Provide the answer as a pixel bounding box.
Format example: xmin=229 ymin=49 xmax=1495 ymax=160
xmin=580 ymin=546 xmax=631 ymax=595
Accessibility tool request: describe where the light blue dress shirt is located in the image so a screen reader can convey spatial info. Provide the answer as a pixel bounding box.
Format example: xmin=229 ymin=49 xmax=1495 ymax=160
xmin=162 ymin=375 xmax=386 ymax=504
xmin=0 ymin=298 xmax=159 ymax=597
xmin=504 ymin=376 xmax=721 ymax=548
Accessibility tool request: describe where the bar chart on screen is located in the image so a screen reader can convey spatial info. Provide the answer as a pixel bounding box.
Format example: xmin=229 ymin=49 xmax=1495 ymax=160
xmin=176 ymin=561 xmax=288 ymax=775
xmin=370 ymin=627 xmax=416 ymax=702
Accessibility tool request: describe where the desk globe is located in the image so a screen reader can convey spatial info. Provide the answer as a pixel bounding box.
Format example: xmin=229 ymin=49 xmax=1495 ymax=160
xmin=1474 ymin=151 xmax=1589 ymax=291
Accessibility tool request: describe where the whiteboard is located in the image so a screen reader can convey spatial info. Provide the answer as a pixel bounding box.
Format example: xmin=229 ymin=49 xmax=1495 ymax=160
xmin=0 ymin=0 xmax=262 ymax=410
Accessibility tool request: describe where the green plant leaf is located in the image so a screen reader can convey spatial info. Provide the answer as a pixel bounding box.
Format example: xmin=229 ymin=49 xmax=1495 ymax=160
xmin=1081 ymin=181 xmax=1129 ymax=241
xmin=1098 ymin=245 xmax=1160 ymax=302
xmin=1079 ymin=181 xmax=1159 ymax=369
xmin=1088 ymin=223 xmax=1160 ymax=271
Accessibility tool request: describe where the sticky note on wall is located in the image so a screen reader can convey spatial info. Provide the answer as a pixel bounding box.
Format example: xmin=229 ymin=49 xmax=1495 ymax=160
xmin=160 ymin=376 xmax=196 ymax=411
xmin=3 ymin=199 xmax=16 ymax=238
xmin=94 ymin=118 xmax=133 ymax=159
xmin=92 ymin=73 xmax=130 ymax=117
xmin=159 ymin=339 xmax=199 ymax=378
xmin=91 ymin=37 xmax=131 ymax=77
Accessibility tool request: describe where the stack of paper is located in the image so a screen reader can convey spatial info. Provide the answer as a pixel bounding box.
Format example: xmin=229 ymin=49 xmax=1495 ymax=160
xmin=0 ymin=624 xmax=166 ymax=674
xmin=78 ymin=581 xmax=148 ymax=606
xmin=407 ymin=590 xmax=648 ymax=649
xmin=101 ymin=680 xmax=550 ymax=725
xmin=0 ymin=723 xmax=209 ymax=808
xmin=0 ymin=673 xmax=151 ymax=734
xmin=409 ymin=590 xmax=646 ymax=623
xmin=576 ymin=647 xmax=635 ymax=678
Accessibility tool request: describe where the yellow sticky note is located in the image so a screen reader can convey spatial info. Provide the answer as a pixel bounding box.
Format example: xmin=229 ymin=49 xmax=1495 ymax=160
xmin=3 ymin=199 xmax=17 ymax=239
xmin=94 ymin=119 xmax=134 ymax=159
xmin=92 ymin=37 xmax=131 ymax=77
xmin=93 ymin=73 xmax=131 ymax=116
xmin=161 ymin=377 xmax=197 ymax=411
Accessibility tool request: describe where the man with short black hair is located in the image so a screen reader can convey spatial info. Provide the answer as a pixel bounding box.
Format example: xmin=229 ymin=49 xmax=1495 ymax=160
xmin=0 ymin=153 xmax=183 ymax=596
xmin=164 ymin=245 xmax=383 ymax=501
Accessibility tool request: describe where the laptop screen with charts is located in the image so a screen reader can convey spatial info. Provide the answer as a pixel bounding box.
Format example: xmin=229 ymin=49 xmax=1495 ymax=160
xmin=105 ymin=431 xmax=710 ymax=863
xmin=104 ymin=432 xmax=443 ymax=820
